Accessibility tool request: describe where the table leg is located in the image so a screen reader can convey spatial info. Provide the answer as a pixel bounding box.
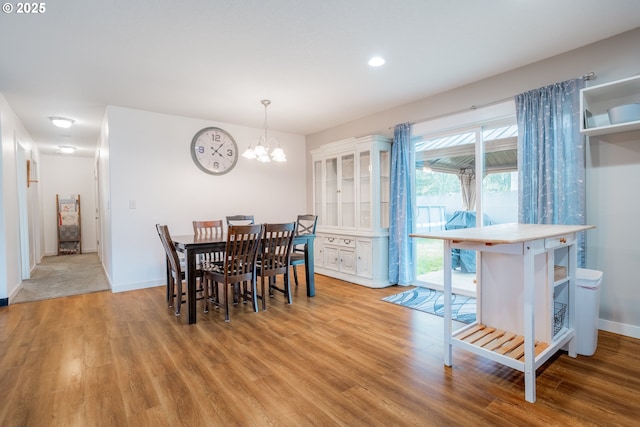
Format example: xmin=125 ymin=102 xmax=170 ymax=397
xmin=443 ymin=239 xmax=452 ymax=366
xmin=305 ymin=237 xmax=315 ymax=297
xmin=567 ymin=242 xmax=578 ymax=358
xmin=186 ymin=249 xmax=197 ymax=324
xmin=523 ymin=244 xmax=536 ymax=403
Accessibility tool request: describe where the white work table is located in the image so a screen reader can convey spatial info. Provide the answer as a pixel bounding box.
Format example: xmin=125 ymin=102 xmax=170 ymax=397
xmin=411 ymin=223 xmax=595 ymax=403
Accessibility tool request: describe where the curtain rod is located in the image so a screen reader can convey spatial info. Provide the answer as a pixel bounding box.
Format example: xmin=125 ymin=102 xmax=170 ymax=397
xmin=390 ymin=71 xmax=596 ymax=129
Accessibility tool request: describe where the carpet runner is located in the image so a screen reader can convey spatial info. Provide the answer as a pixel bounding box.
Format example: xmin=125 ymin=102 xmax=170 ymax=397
xmin=382 ymin=286 xmax=476 ymax=324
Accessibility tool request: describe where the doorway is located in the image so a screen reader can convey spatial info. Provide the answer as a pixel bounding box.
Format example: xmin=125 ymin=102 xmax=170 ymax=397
xmin=412 ymin=114 xmax=519 ymax=295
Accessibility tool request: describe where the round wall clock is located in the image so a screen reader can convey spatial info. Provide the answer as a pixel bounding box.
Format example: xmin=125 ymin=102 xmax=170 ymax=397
xmin=190 ymin=127 xmax=238 ymax=175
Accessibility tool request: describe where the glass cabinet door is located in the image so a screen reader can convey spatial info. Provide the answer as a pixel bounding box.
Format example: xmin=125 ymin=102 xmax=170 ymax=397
xmin=359 ymin=150 xmax=371 ymax=228
xmin=379 ymin=147 xmax=390 ymax=228
xmin=325 ymin=157 xmax=338 ymax=227
xmin=314 ymin=160 xmax=323 ymax=226
xmin=340 ymin=153 xmax=355 ymax=228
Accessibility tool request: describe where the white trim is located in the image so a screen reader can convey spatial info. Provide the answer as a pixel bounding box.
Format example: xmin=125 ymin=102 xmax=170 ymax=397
xmin=413 ymin=100 xmax=516 ymax=137
xmin=111 ymin=280 xmax=161 ymax=293
xmin=599 ymin=318 xmax=640 ymax=340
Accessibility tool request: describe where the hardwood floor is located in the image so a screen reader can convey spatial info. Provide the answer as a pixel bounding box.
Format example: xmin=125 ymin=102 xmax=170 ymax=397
xmin=1 ymin=273 xmax=639 ymax=426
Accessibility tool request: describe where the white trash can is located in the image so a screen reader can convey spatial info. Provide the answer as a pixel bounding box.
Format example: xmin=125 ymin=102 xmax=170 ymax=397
xmin=575 ymin=268 xmax=604 ymax=356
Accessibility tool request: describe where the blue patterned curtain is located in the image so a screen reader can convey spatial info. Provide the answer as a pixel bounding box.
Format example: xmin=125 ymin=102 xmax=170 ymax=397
xmin=516 ymin=78 xmax=587 ymax=266
xmin=389 ymin=123 xmax=414 ymax=285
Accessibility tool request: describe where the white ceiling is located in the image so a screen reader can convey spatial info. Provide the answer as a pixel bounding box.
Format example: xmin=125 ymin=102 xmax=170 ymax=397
xmin=1 ymin=0 xmax=639 ymax=157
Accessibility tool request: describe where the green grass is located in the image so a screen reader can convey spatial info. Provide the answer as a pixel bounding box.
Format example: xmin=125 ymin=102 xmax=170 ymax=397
xmin=415 ymin=239 xmax=444 ymax=275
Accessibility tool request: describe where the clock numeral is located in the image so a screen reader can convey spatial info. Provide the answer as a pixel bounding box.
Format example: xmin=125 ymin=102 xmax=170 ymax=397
xmin=197 ymin=146 xmax=205 ymax=154
xmin=213 ymin=161 xmax=220 ymax=170
xmin=211 ymin=133 xmax=221 ymax=142
xmin=226 ymin=149 xmax=233 ymax=157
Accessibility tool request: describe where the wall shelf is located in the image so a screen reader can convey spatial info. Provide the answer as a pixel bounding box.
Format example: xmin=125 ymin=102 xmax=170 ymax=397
xmin=580 ymin=74 xmax=640 ymax=136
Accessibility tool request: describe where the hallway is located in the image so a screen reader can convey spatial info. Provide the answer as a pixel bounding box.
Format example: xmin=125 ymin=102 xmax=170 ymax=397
xmin=12 ymin=253 xmax=109 ymax=304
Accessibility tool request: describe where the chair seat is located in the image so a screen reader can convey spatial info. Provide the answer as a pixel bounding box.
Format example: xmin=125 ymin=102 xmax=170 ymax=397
xmin=202 ymin=262 xmax=225 ymax=274
xmin=203 ymin=261 xmax=254 ymax=276
xmin=256 ymin=259 xmax=288 ymax=269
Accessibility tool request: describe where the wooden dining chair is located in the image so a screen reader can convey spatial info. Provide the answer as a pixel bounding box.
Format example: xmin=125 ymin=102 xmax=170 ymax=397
xmin=192 ymin=220 xmax=224 ymax=267
xmin=257 ymin=222 xmax=296 ymax=310
xmin=225 ymin=215 xmax=255 ymax=226
xmin=290 ymin=215 xmax=318 ymax=288
xmin=192 ymin=220 xmax=224 ymax=298
xmin=193 ymin=220 xmax=223 ymax=237
xmin=156 ymin=224 xmax=187 ymax=315
xmin=202 ymin=224 xmax=263 ymax=321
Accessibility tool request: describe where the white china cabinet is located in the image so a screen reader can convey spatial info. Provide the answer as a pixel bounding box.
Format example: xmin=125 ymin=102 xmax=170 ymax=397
xmin=311 ymin=135 xmax=391 ymax=287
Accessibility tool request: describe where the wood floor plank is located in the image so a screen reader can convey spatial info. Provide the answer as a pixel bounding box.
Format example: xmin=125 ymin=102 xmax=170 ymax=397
xmin=1 ymin=274 xmax=640 ymax=426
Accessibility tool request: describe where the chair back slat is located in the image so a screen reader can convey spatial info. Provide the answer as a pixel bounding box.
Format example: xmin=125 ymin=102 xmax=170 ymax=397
xmin=226 ymin=215 xmax=255 ymax=226
xmin=193 ymin=220 xmax=223 ymax=237
xmin=295 ymin=214 xmax=318 ymax=236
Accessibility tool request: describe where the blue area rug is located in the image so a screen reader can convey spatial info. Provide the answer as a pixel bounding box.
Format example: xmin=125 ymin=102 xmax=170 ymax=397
xmin=382 ymin=287 xmax=476 ymax=324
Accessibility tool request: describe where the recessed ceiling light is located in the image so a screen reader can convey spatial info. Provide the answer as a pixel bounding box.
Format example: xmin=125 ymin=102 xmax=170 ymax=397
xmin=58 ymin=146 xmax=76 ymax=154
xmin=368 ymin=56 xmax=386 ymax=67
xmin=49 ymin=117 xmax=75 ymax=128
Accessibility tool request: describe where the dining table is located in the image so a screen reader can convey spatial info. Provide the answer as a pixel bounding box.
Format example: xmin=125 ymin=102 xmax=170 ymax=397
xmin=170 ymin=232 xmax=316 ymax=324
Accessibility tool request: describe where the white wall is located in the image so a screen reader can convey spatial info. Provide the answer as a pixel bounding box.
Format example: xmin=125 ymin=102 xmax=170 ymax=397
xmin=104 ymin=106 xmax=306 ymax=292
xmin=97 ymin=113 xmax=112 ymax=286
xmin=586 ymin=131 xmax=640 ymax=336
xmin=40 ymin=154 xmax=97 ymax=255
xmin=307 ymin=28 xmax=640 ymax=338
xmin=0 ymin=93 xmax=40 ymax=302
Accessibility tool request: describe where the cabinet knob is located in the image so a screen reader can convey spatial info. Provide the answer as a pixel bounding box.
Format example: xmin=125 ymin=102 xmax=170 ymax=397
xmin=560 ymin=238 xmax=567 ymax=243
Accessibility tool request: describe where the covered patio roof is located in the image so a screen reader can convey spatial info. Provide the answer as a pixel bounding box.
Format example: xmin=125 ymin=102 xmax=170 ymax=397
xmin=415 ymin=124 xmax=518 ymax=174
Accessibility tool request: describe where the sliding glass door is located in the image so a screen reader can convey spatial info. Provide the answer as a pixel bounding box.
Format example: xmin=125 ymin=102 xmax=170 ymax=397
xmin=412 ymin=120 xmax=518 ymax=296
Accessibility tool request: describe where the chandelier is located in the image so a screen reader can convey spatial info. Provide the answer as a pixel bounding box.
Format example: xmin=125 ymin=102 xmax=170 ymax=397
xmin=242 ymin=99 xmax=286 ymax=162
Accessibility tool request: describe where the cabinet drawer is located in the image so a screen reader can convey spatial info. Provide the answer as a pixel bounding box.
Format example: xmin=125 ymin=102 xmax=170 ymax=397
xmin=545 ymin=233 xmax=575 ymax=249
xmin=323 ymin=236 xmax=356 ymax=248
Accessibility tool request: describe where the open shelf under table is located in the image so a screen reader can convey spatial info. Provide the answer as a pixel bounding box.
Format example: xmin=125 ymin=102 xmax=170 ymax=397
xmin=452 ymin=322 xmax=575 ymax=372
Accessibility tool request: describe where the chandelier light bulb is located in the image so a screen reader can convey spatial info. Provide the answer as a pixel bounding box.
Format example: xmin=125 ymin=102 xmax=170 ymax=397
xmin=242 ymin=146 xmax=257 ymax=159
xmin=254 ymin=142 xmax=267 ymax=157
xmin=271 ymin=147 xmax=286 ymax=162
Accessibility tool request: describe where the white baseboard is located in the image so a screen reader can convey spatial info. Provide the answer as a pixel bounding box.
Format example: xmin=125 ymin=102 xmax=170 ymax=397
xmin=111 ymin=280 xmax=163 ymax=293
xmin=599 ymin=319 xmax=640 ymax=340
xmin=9 ymin=282 xmax=23 ymax=303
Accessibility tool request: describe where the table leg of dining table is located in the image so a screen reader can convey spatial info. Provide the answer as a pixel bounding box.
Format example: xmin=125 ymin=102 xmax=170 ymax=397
xmin=186 ymin=249 xmax=197 ymax=324
xmin=304 ymin=238 xmax=315 ymax=297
